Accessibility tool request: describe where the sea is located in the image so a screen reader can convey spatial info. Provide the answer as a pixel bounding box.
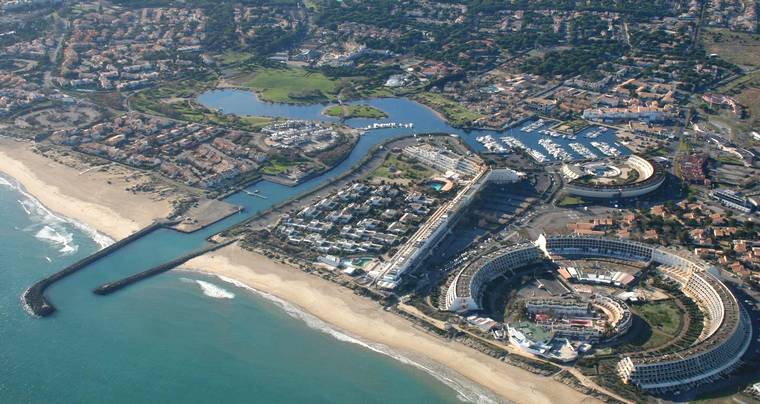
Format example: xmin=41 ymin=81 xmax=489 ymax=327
xmin=0 ymin=94 xmax=625 ymax=402
xmin=0 ymin=175 xmax=490 ymax=403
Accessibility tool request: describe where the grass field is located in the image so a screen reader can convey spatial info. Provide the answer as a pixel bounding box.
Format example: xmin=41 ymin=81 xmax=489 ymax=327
xmin=323 ymin=104 xmax=387 ymax=119
xmin=260 ymin=157 xmax=306 ymax=175
xmin=367 ymin=154 xmax=434 ymax=184
xmin=556 ymin=195 xmax=585 ymax=207
xmin=412 ymin=92 xmax=482 ymax=127
xmin=634 ymin=300 xmax=683 ymax=336
xmin=702 ymin=28 xmax=760 ymax=67
xmin=242 ymin=68 xmax=343 ymax=103
xmin=217 ymin=51 xmax=257 ymax=66
xmin=701 ymin=70 xmax=760 ymax=137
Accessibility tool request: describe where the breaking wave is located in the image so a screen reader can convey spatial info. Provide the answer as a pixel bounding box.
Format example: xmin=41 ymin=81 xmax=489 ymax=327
xmin=35 ymin=225 xmax=78 ymax=255
xmin=180 ymin=277 xmax=235 ymax=299
xmin=0 ymin=175 xmax=114 ymax=254
xmin=205 ymin=273 xmax=501 ymax=404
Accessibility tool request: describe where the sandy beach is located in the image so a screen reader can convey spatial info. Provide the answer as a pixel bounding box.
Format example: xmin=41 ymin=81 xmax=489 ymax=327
xmin=184 ymin=244 xmax=604 ymax=404
xmin=0 ymin=138 xmax=174 ymax=239
xmin=0 ymin=138 xmax=605 ymax=403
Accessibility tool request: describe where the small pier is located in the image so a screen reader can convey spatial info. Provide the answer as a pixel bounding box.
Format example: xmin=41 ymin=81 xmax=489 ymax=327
xmin=242 ymin=189 xmax=267 ymax=199
xmin=92 ymin=239 xmax=237 ymax=296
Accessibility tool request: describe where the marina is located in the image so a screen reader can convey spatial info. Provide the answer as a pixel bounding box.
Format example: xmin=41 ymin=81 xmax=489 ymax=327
xmin=361 ymin=122 xmax=414 ymax=131
xmin=591 ymin=141 xmax=622 ymax=157
xmin=475 ymin=135 xmax=508 ymax=153
xmin=538 ymin=138 xmax=573 ymax=161
xmin=520 ymin=118 xmax=547 ymax=132
xmin=500 ymin=136 xmax=547 ymax=163
xmin=569 ymin=143 xmax=598 ymax=160
xmin=583 ymin=128 xmax=606 ymax=139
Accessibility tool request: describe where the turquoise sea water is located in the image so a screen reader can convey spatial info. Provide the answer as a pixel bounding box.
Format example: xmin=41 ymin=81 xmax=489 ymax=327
xmin=0 ymin=176 xmax=474 ymax=403
xmin=1 ymin=95 xmax=620 ymax=402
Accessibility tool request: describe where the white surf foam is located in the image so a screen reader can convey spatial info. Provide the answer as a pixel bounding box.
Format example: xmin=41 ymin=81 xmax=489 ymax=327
xmin=35 ymin=225 xmax=78 ymax=255
xmin=195 ymin=279 xmax=235 ymax=299
xmin=180 ymin=277 xmax=236 ymax=299
xmin=0 ymin=174 xmax=114 ymax=253
xmin=201 ymin=273 xmax=501 ymax=404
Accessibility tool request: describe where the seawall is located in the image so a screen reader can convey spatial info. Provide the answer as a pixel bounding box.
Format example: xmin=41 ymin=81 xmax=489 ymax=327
xmin=92 ymin=239 xmax=237 ymax=295
xmin=23 ymin=220 xmax=174 ymax=317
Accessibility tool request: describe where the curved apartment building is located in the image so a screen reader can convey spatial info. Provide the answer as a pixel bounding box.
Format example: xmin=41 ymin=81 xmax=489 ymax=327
xmin=565 ymin=155 xmax=666 ymax=199
xmin=441 ymin=235 xmax=752 ymax=393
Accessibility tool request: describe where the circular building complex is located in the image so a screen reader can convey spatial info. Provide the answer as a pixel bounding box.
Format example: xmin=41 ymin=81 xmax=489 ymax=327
xmin=441 ymin=235 xmax=752 ymax=394
xmin=561 ymin=155 xmax=665 ymax=198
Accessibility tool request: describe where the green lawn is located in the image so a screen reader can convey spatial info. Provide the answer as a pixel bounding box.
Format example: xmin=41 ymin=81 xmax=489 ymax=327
xmin=368 ymin=154 xmax=434 ymax=183
xmin=634 ymin=301 xmax=683 ymax=336
xmin=243 ymin=68 xmax=342 ymax=103
xmin=323 ymin=104 xmax=387 ymax=119
xmin=260 ymin=157 xmax=309 ymax=175
xmin=217 ymin=51 xmax=256 ymax=66
xmin=556 ymin=195 xmax=585 ymax=207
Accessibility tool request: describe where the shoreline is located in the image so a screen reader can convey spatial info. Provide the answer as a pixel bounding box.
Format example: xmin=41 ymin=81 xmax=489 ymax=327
xmin=183 ymin=244 xmax=603 ymax=404
xmin=0 ymin=138 xmax=603 ymax=403
xmin=0 ymin=138 xmax=174 ymax=240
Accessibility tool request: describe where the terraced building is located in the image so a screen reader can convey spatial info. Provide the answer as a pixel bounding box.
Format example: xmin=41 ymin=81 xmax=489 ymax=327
xmin=561 ymin=155 xmax=666 ymax=199
xmin=440 ymin=235 xmax=752 ymax=393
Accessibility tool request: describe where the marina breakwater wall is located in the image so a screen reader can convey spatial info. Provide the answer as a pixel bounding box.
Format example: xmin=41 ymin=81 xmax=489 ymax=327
xmin=92 ymin=239 xmax=237 ymax=296
xmin=23 ymin=220 xmax=174 ymax=317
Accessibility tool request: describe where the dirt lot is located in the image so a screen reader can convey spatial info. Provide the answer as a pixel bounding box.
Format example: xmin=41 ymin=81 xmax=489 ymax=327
xmin=15 ymin=105 xmax=101 ymax=131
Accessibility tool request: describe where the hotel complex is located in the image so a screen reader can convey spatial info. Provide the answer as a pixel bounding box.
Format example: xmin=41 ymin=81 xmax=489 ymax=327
xmin=441 ymin=235 xmax=752 ymax=393
xmin=561 ymin=155 xmax=666 ymax=199
xmin=376 ymin=167 xmax=524 ymax=289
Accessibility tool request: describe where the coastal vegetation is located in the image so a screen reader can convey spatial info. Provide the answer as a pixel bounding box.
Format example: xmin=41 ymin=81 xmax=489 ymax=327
xmin=323 ymin=104 xmax=387 ymax=119
xmin=130 ymin=76 xmax=274 ymax=131
xmin=411 ymin=92 xmax=482 ymax=127
xmin=553 ymin=120 xmax=590 ymax=135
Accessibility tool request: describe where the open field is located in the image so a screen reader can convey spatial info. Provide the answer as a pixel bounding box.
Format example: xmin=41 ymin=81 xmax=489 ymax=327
xmin=367 ymin=154 xmax=434 ymax=185
xmin=14 ymin=105 xmax=101 ymax=132
xmin=702 ymin=28 xmax=760 ymax=67
xmin=633 ymin=300 xmax=683 ymax=337
xmin=324 ymin=104 xmax=387 ymax=119
xmin=556 ymin=195 xmax=585 ymax=207
xmin=216 ymin=51 xmax=256 ymax=65
xmin=699 ymin=70 xmax=760 ymax=138
xmin=240 ymin=67 xmax=345 ymax=103
xmin=412 ymin=92 xmax=482 ymax=127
